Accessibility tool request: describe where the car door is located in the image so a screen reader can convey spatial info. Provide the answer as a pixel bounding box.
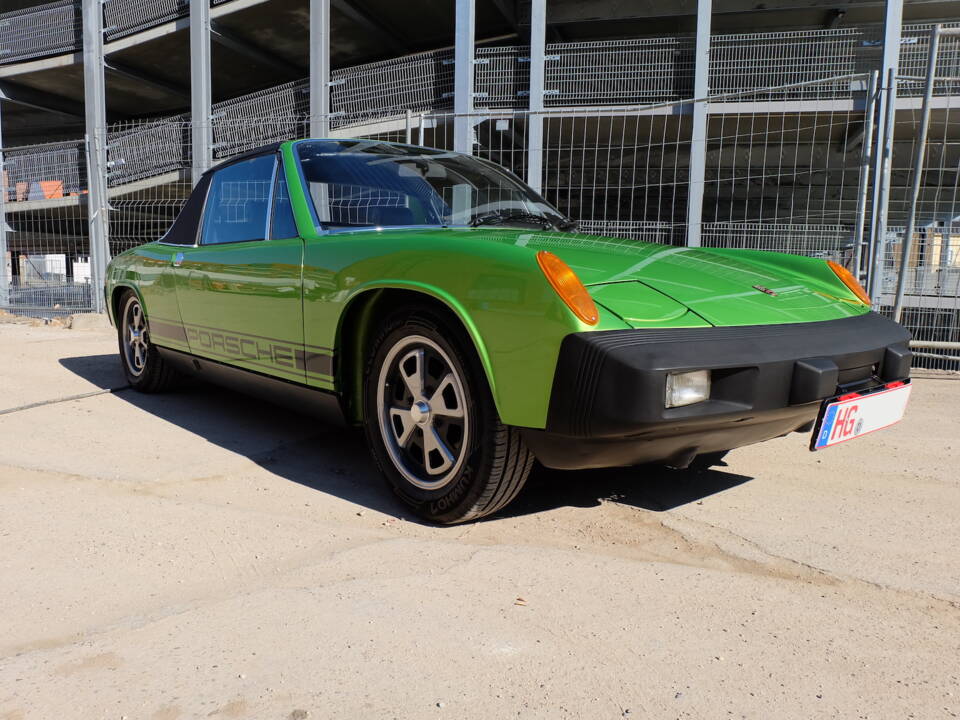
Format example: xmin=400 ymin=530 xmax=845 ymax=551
xmin=173 ymin=152 xmax=309 ymax=385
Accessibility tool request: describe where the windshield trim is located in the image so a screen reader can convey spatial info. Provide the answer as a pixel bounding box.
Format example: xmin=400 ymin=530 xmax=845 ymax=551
xmin=292 ymin=138 xmax=570 ymax=235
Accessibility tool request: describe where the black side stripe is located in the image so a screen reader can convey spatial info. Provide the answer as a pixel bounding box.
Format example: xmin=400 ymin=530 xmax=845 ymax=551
xmin=148 ymin=318 xmax=334 ymax=378
xmin=150 ymin=320 xmax=188 ymax=344
xmin=149 ymin=315 xmax=332 ymax=351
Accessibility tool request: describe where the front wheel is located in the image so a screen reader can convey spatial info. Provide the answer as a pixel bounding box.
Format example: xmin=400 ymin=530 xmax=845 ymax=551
xmin=363 ymin=306 xmax=534 ymax=524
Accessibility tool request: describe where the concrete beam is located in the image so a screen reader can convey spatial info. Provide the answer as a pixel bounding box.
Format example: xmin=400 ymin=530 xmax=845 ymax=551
xmin=210 ymin=21 xmax=303 ymax=77
xmin=104 ymin=61 xmax=190 ymax=101
xmin=331 ymin=0 xmax=406 ymax=53
xmin=489 ymin=0 xmax=517 ymax=30
xmin=0 ymin=81 xmax=85 ymax=118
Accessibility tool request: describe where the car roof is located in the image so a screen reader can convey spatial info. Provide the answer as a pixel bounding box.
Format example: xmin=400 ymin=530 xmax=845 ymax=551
xmin=201 ymin=141 xmax=284 ymax=177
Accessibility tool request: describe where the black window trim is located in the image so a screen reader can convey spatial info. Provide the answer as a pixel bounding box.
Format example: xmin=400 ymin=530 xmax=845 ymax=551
xmin=268 ymin=159 xmax=301 ymax=241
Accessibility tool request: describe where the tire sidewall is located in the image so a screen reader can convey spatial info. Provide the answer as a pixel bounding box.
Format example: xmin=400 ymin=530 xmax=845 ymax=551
xmin=363 ymin=308 xmax=498 ymax=521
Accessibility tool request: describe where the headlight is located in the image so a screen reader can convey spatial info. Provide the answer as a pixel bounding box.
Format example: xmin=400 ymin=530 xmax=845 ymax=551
xmin=665 ymin=370 xmax=711 ymax=408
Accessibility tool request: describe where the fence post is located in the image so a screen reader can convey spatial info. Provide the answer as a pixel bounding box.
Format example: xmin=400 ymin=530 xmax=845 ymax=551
xmin=893 ymin=25 xmax=941 ymax=322
xmin=685 ymin=0 xmax=712 ymax=248
xmin=82 ymin=0 xmax=108 ymax=313
xmin=868 ymin=68 xmax=897 ymax=300
xmin=190 ymin=0 xmax=212 ymax=186
xmin=0 ymin=102 xmax=7 ymax=310
xmin=865 ymin=0 xmax=903 ymax=298
xmin=526 ymin=0 xmax=546 ymax=193
xmin=852 ymin=71 xmax=878 ymax=280
xmin=309 ymin=0 xmax=330 ymax=137
xmin=453 ymin=0 xmax=475 ymax=154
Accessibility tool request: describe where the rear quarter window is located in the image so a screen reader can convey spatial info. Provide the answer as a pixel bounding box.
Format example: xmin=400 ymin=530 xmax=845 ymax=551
xmin=201 ymin=154 xmax=276 ymax=245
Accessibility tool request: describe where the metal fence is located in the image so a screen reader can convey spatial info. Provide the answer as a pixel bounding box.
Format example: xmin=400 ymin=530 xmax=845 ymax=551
xmin=0 ymin=0 xmax=80 ymax=65
xmin=1 ymin=20 xmax=959 ymax=372
xmin=2 ymin=76 xmax=865 ymax=277
xmin=710 ymin=29 xmax=859 ymax=98
xmin=103 ymin=0 xmax=188 ymax=41
xmin=870 ymin=28 xmax=960 ymax=370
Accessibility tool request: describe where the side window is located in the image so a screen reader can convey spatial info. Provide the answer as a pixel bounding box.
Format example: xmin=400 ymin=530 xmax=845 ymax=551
xmin=270 ymin=168 xmax=300 ymax=239
xmin=200 ymin=154 xmax=276 ymax=245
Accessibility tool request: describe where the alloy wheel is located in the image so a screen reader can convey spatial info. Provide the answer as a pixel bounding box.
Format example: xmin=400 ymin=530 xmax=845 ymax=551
xmin=376 ymin=335 xmax=469 ymax=490
xmin=123 ymin=297 xmax=149 ymax=377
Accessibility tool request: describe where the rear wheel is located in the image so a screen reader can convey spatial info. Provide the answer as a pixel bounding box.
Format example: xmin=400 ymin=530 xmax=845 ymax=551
xmin=117 ymin=290 xmax=180 ymax=392
xmin=363 ymin=306 xmax=534 ymax=524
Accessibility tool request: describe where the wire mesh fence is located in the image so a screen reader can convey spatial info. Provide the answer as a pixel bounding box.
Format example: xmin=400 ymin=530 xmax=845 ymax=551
xmin=701 ymin=78 xmax=873 ymax=261
xmin=710 ymin=29 xmax=859 ymax=98
xmin=545 ymin=37 xmax=696 ymax=106
xmin=875 ymin=63 xmax=960 ymax=370
xmin=0 ymin=32 xmax=957 ymax=372
xmin=103 ymin=0 xmax=189 ymax=41
xmin=0 ymin=0 xmax=80 ymax=65
xmin=331 ymin=49 xmax=456 ymax=118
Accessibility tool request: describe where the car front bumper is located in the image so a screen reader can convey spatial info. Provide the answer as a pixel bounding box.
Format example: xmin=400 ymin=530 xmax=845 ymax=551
xmin=520 ymin=311 xmax=912 ymax=470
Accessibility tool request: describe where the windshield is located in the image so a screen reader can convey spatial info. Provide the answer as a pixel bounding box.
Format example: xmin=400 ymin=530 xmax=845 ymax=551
xmin=295 ymin=140 xmax=569 ymax=231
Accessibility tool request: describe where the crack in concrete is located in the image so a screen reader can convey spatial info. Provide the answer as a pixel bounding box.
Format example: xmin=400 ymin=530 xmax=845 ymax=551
xmin=0 ymin=387 xmax=129 ymax=416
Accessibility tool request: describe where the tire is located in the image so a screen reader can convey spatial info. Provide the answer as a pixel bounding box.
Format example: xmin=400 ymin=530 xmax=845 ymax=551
xmin=116 ymin=290 xmax=180 ymax=393
xmin=363 ymin=305 xmax=534 ymax=524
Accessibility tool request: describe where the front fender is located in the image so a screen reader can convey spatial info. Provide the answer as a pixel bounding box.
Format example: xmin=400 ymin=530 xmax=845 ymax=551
xmin=304 ymin=235 xmax=630 ymax=429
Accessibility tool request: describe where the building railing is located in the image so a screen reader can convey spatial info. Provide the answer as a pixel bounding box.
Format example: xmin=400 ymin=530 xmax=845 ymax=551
xmin=2 ymin=139 xmax=86 ymax=199
xmin=0 ymin=0 xmax=79 ymax=64
xmin=103 ymin=0 xmax=188 ymax=42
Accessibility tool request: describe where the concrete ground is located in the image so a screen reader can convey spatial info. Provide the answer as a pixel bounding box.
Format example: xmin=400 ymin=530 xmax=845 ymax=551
xmin=0 ymin=318 xmax=958 ymax=720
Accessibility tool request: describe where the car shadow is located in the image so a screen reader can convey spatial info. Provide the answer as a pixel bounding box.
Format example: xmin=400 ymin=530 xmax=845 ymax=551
xmin=59 ymin=353 xmax=755 ymax=523
xmin=499 ymin=462 xmax=752 ymax=520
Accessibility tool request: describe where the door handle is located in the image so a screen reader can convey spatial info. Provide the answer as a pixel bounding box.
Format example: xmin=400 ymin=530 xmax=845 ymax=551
xmin=172 ymin=252 xmax=184 ymax=267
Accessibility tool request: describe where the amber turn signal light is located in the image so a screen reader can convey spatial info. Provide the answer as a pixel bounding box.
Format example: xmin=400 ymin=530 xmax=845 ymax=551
xmin=827 ymin=260 xmax=871 ymax=305
xmin=536 ymin=250 xmax=599 ymax=326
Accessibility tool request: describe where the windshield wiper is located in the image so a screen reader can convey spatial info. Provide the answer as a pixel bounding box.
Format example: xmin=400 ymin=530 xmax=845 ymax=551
xmin=469 ymin=210 xmax=557 ymax=229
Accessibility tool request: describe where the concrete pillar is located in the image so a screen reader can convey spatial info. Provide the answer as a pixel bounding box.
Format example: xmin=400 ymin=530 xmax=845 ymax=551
xmin=526 ymin=0 xmax=546 ymax=193
xmin=82 ymin=0 xmax=109 ymax=312
xmin=190 ymin=0 xmax=212 ymax=185
xmin=454 ymin=0 xmax=475 ymax=154
xmin=310 ymin=0 xmax=331 ymax=137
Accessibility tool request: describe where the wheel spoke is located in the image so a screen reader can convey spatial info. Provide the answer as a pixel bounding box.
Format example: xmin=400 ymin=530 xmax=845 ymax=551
xmin=399 ymin=348 xmax=425 ymax=399
xmin=388 ymin=407 xmax=417 ymax=448
xmin=429 ymin=373 xmax=464 ymax=418
xmin=422 ymin=425 xmax=455 ymax=475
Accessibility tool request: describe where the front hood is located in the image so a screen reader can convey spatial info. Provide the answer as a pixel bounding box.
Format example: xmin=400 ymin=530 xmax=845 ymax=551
xmin=462 ymin=228 xmax=869 ymax=327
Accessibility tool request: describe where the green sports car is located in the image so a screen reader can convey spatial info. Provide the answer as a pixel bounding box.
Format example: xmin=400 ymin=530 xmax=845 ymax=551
xmin=105 ymin=139 xmax=913 ymax=523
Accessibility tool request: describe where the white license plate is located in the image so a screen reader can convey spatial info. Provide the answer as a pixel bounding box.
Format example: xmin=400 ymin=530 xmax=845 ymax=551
xmin=811 ymin=380 xmax=912 ymax=450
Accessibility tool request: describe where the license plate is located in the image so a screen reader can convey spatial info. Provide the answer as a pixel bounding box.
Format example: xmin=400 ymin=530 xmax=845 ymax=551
xmin=810 ymin=380 xmax=912 ymax=451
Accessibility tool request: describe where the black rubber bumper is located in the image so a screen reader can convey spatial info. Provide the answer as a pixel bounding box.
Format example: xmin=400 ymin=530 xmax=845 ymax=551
xmin=520 ymin=312 xmax=911 ymax=470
